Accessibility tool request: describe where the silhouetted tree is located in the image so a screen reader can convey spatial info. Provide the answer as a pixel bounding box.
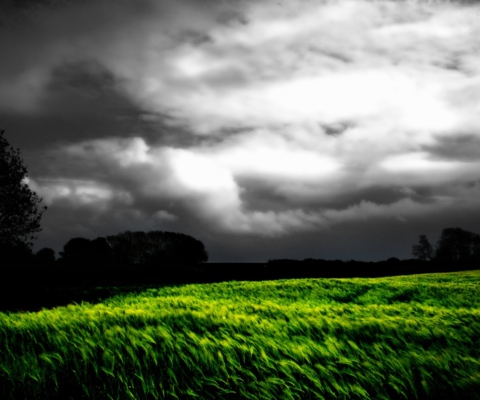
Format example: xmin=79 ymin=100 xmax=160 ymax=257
xmin=0 ymin=129 xmax=46 ymax=254
xmin=106 ymin=230 xmax=208 ymax=265
xmin=412 ymin=234 xmax=433 ymax=261
xmin=386 ymin=257 xmax=400 ymax=264
xmin=144 ymin=231 xmax=209 ymax=265
xmin=105 ymin=231 xmax=146 ymax=264
xmin=0 ymin=240 xmax=33 ymax=266
xmin=434 ymin=227 xmax=480 ymax=265
xmin=59 ymin=237 xmax=92 ymax=266
xmin=89 ymin=237 xmax=112 ymax=264
xmin=58 ymin=237 xmax=114 ymax=271
xmin=35 ymin=247 xmax=56 ymax=267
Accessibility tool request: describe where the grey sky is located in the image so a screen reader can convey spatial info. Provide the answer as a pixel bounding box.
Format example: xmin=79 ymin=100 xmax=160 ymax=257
xmin=2 ymin=0 xmax=480 ymax=261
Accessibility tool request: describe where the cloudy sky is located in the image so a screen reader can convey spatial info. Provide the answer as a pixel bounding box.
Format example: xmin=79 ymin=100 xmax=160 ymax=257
xmin=1 ymin=0 xmax=480 ymax=262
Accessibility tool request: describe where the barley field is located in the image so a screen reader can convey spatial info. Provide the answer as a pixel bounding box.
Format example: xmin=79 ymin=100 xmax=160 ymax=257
xmin=1 ymin=271 xmax=480 ymax=399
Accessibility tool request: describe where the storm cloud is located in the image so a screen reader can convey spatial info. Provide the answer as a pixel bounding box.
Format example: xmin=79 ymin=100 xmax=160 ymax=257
xmin=2 ymin=0 xmax=480 ymax=261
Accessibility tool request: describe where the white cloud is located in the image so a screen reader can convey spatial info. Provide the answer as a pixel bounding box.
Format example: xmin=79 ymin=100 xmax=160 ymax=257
xmin=30 ymin=178 xmax=133 ymax=208
xmin=64 ymin=137 xmax=152 ymax=167
xmin=153 ymin=210 xmax=178 ymax=222
xmin=206 ymin=128 xmax=341 ymax=182
xmin=375 ymin=152 xmax=480 ymax=187
xmin=3 ymin=0 xmax=479 ymax=135
xmin=104 ymin=0 xmax=480 ymax=136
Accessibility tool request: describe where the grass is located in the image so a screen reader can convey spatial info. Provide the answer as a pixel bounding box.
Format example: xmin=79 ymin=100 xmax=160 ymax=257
xmin=1 ymin=270 xmax=480 ymax=399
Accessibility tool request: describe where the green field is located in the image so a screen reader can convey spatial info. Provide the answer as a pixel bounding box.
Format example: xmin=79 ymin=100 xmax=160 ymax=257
xmin=1 ymin=271 xmax=480 ymax=399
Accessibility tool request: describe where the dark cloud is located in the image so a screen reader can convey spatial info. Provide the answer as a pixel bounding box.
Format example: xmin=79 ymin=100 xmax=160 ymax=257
xmin=2 ymin=75 xmax=141 ymax=152
xmin=425 ymin=134 xmax=480 ymax=161
xmin=321 ymin=122 xmax=351 ymax=136
xmin=238 ymin=176 xmax=432 ymax=213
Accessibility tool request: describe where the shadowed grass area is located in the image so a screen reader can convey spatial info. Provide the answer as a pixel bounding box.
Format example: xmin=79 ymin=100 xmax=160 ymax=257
xmin=1 ymin=271 xmax=480 ymax=399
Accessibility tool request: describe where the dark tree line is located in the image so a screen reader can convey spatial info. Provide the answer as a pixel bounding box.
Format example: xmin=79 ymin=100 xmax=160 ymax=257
xmin=1 ymin=229 xmax=209 ymax=271
xmin=412 ymin=227 xmax=480 ymax=266
xmin=262 ymin=227 xmax=480 ymax=281
xmin=57 ymin=230 xmax=209 ymax=267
